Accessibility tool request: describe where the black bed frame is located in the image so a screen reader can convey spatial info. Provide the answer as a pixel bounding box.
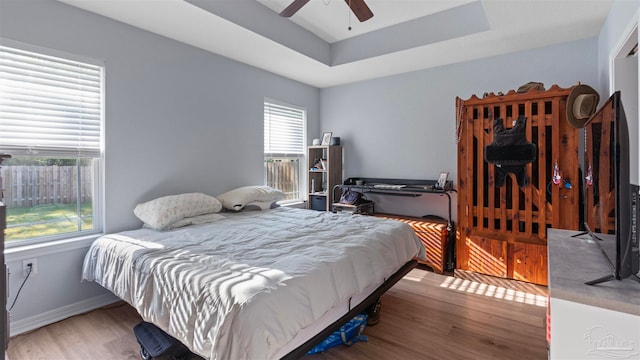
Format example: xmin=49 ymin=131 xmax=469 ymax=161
xmin=280 ymin=259 xmax=418 ymax=359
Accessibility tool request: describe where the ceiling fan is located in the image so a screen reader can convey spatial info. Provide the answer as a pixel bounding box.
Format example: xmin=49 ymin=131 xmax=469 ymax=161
xmin=279 ymin=0 xmax=374 ymax=22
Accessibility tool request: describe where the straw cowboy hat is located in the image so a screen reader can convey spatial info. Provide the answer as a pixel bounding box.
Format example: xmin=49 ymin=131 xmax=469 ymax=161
xmin=566 ymin=84 xmax=600 ymax=128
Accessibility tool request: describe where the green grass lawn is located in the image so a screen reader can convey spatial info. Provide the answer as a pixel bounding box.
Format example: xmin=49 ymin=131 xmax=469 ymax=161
xmin=5 ymin=202 xmax=93 ymax=241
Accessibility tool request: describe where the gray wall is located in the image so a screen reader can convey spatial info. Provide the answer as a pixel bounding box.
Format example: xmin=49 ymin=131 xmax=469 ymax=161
xmin=320 ymin=38 xmax=599 ymax=218
xmin=1 ymin=0 xmax=319 ymax=333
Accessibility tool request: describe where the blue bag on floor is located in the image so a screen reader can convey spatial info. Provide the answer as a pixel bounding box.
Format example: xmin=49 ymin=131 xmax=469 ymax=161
xmin=307 ymin=313 xmax=369 ymax=355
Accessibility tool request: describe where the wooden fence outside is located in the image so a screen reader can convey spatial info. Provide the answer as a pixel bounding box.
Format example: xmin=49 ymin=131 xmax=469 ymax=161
xmin=1 ymin=166 xmax=93 ymax=208
xmin=2 ymin=161 xmax=297 ymax=208
xmin=265 ymin=158 xmax=300 ymax=200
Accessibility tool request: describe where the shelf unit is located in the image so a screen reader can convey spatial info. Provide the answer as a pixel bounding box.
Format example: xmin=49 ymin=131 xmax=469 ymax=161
xmin=307 ymin=145 xmax=342 ymax=211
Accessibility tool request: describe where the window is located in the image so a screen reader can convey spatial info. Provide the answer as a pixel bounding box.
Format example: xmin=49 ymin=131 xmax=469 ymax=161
xmin=264 ymin=99 xmax=305 ymax=203
xmin=0 ymin=43 xmax=103 ymax=245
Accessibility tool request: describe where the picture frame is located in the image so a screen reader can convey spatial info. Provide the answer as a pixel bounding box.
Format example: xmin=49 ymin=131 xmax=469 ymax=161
xmin=436 ymin=172 xmax=449 ymax=189
xmin=321 ymin=132 xmax=332 ymax=146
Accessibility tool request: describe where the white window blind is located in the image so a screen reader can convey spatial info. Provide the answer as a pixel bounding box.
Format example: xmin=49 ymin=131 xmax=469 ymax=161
xmin=0 ymin=45 xmax=102 ymax=157
xmin=264 ymin=100 xmax=305 ymax=155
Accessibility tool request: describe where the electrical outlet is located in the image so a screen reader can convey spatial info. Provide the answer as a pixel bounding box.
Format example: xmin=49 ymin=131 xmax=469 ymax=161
xmin=22 ymin=258 xmax=37 ymax=277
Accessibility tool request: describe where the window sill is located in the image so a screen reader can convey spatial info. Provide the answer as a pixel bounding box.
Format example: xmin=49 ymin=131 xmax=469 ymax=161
xmin=4 ymin=233 xmax=102 ymax=260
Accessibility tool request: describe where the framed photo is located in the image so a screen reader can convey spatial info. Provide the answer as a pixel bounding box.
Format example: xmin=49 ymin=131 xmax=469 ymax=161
xmin=436 ymin=172 xmax=449 ymax=189
xmin=321 ymin=132 xmax=332 ymax=146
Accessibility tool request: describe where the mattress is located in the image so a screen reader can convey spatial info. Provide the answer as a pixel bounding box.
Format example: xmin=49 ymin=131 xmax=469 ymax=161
xmin=82 ymin=207 xmax=425 ymax=359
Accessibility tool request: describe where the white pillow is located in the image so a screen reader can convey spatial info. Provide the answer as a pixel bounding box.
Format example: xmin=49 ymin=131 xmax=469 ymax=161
xmin=165 ymin=213 xmax=225 ymax=229
xmin=134 ymin=192 xmax=222 ymax=230
xmin=217 ymin=186 xmax=285 ymax=211
xmin=243 ymin=200 xmax=281 ymax=211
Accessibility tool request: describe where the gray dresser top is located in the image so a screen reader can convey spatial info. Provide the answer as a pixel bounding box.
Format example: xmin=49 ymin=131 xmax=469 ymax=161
xmin=548 ymin=228 xmax=640 ymax=316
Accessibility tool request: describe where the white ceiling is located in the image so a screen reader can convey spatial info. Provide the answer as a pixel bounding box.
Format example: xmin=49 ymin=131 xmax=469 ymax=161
xmin=57 ymin=0 xmax=614 ymax=88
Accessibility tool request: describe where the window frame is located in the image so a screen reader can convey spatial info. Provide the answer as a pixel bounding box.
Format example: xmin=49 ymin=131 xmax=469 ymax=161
xmin=0 ymin=39 xmax=105 ymax=248
xmin=263 ymin=98 xmax=306 ymax=204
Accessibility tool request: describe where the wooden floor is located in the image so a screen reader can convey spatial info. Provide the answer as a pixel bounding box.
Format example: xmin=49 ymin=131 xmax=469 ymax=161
xmin=7 ymin=268 xmax=548 ymax=360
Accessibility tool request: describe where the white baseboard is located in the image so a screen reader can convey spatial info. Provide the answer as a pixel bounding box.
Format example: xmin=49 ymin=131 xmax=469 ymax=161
xmin=9 ymin=293 xmax=119 ymax=337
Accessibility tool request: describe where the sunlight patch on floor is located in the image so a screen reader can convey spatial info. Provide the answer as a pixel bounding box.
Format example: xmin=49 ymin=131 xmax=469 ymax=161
xmin=439 ymin=277 xmax=548 ymax=307
xmin=403 ymin=271 xmax=432 ymax=282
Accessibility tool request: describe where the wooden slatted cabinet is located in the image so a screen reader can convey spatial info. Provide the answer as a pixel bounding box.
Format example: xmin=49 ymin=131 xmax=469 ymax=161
xmin=456 ymin=85 xmax=581 ymax=285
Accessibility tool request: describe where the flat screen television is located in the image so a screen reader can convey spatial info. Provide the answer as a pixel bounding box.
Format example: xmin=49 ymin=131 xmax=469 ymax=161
xmin=583 ymin=91 xmax=639 ymax=285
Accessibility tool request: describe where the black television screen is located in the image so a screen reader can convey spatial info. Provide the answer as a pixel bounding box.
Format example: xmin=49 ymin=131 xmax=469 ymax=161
xmin=583 ymin=91 xmax=639 ymax=285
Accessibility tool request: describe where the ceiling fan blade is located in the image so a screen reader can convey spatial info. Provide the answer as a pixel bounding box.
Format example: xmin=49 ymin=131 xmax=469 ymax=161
xmin=345 ymin=0 xmax=373 ymax=22
xmin=279 ymin=0 xmax=311 ymax=17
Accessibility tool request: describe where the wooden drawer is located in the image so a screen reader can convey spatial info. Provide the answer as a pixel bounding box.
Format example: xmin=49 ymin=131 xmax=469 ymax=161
xmin=376 ymin=214 xmax=449 ymax=274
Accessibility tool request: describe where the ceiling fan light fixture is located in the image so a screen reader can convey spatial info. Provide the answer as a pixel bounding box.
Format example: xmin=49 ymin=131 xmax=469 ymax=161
xmin=279 ymin=0 xmax=373 ymax=22
xmin=345 ymin=0 xmax=373 ymax=22
xmin=279 ymin=0 xmax=311 ymax=17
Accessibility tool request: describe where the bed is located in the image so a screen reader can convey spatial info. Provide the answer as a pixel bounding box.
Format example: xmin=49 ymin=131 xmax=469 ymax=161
xmin=82 ymin=206 xmax=425 ymax=359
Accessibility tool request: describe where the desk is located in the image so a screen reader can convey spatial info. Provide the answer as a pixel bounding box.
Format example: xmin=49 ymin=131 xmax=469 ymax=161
xmin=334 ymin=177 xmax=455 ymax=225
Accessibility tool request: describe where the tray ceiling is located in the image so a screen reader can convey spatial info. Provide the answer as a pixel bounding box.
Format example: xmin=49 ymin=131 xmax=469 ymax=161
xmin=57 ymin=0 xmax=614 ymax=88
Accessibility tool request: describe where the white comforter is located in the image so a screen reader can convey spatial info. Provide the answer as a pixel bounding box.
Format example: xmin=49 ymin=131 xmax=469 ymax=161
xmin=82 ymin=207 xmax=425 ymax=359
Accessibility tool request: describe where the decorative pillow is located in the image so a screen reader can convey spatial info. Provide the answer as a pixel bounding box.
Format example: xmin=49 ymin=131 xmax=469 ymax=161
xmin=217 ymin=186 xmax=285 ymax=211
xmin=165 ymin=213 xmax=225 ymax=229
xmin=134 ymin=193 xmax=222 ymax=230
